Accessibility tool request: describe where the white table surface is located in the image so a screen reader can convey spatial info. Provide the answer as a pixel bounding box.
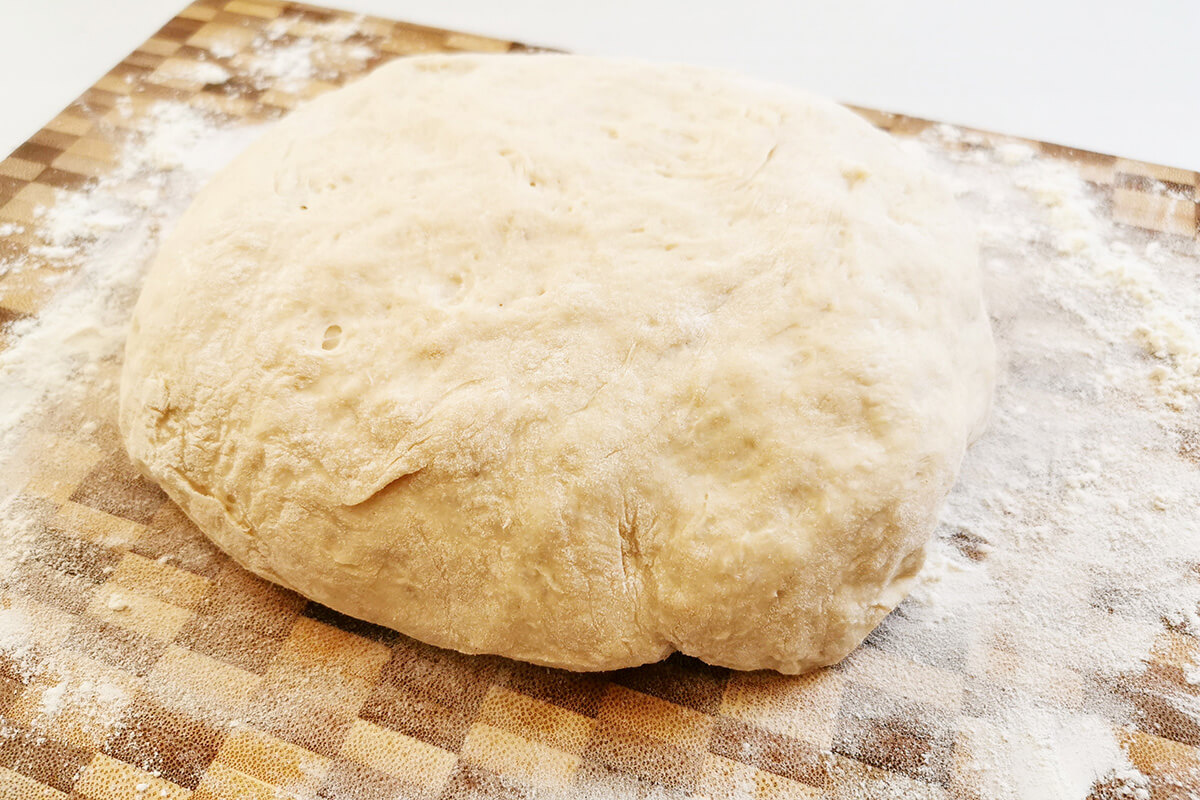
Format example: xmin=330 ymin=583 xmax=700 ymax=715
xmin=2 ymin=0 xmax=1198 ymax=170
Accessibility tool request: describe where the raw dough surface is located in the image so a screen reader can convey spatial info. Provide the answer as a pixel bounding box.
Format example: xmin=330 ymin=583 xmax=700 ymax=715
xmin=120 ymin=54 xmax=994 ymax=673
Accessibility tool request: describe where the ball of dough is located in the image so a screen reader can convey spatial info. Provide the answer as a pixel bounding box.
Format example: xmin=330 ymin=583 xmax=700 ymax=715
xmin=120 ymin=54 xmax=994 ymax=673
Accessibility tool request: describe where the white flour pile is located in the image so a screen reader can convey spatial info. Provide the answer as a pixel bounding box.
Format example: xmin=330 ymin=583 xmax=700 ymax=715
xmin=0 ymin=57 xmax=1198 ymax=798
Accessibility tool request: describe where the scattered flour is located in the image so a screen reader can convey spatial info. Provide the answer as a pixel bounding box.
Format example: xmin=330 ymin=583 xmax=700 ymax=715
xmin=0 ymin=100 xmax=261 ymax=767
xmin=37 ymin=678 xmax=127 ymax=720
xmin=0 ymin=102 xmax=261 ymax=470
xmin=34 ymin=190 xmax=133 ymax=254
xmin=0 ymin=598 xmax=130 ymax=736
xmin=958 ymin=710 xmax=1127 ymax=800
xmin=898 ymin=124 xmax=1200 ymax=797
xmin=206 ymin=39 xmax=239 ymax=59
xmin=1109 ymin=770 xmax=1154 ymax=800
xmin=996 ymin=142 xmax=1036 ymax=166
xmin=1186 ymin=657 xmax=1200 ymax=687
xmin=250 ymin=38 xmax=319 ymax=89
xmin=176 ymin=60 xmax=231 ymax=86
xmin=243 ymin=15 xmax=374 ymax=91
xmin=167 ymin=12 xmax=373 ymax=86
xmin=263 ymin=14 xmax=365 ymax=43
xmin=0 ymin=606 xmax=34 ymax=669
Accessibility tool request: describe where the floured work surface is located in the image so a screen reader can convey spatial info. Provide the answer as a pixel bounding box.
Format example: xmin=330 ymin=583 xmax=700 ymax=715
xmin=0 ymin=1 xmax=1198 ymax=798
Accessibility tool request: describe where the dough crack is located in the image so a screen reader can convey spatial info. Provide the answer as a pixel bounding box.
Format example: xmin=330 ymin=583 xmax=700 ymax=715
xmin=343 ymin=466 xmax=425 ymax=508
xmin=617 ymin=498 xmax=642 ymax=586
xmin=740 ymin=140 xmax=780 ymax=187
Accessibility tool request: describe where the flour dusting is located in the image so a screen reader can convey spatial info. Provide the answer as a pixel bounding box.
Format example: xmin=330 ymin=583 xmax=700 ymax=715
xmin=0 ymin=103 xmax=260 ymax=476
xmin=892 ymin=125 xmax=1200 ymax=797
xmin=239 ymin=15 xmax=375 ymax=91
xmin=0 ymin=99 xmax=262 ymax=771
xmin=958 ymin=710 xmax=1126 ymax=800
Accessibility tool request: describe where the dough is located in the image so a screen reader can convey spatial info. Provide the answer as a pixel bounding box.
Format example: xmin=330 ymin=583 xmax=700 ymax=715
xmin=120 ymin=54 xmax=994 ymax=673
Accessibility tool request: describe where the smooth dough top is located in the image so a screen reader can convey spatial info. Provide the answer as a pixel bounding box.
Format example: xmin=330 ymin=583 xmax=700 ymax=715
xmin=120 ymin=54 xmax=994 ymax=673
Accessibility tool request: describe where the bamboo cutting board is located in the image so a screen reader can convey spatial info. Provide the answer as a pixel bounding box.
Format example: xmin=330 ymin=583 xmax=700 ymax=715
xmin=0 ymin=2 xmax=1198 ymax=798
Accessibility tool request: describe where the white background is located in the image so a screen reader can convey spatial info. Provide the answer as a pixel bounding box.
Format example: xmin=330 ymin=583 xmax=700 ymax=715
xmin=2 ymin=0 xmax=1198 ymax=169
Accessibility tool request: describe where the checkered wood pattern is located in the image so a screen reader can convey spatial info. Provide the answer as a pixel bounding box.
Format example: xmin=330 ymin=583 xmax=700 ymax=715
xmin=1 ymin=2 xmax=1197 ymax=797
